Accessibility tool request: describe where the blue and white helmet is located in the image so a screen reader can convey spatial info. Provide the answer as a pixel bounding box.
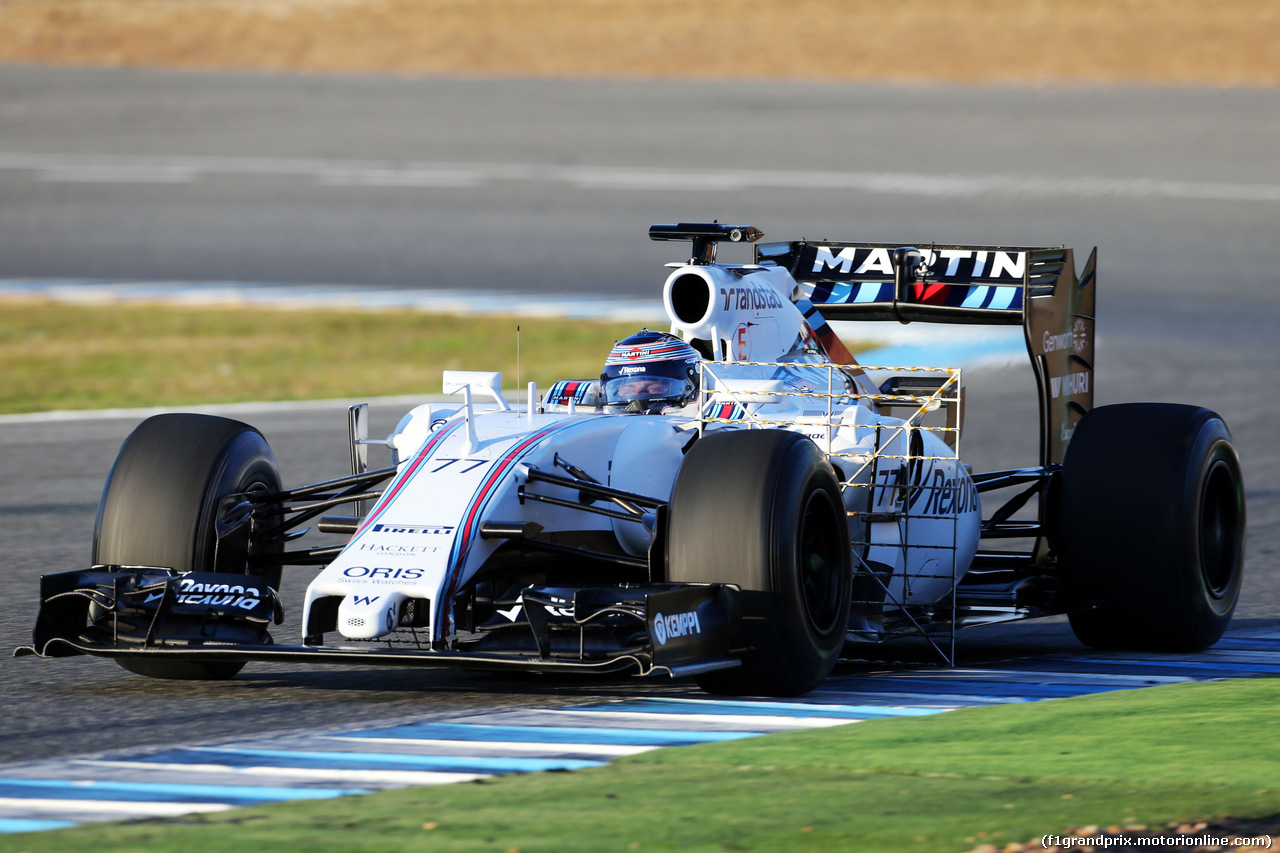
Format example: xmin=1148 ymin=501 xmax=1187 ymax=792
xmin=601 ymin=330 xmax=701 ymax=411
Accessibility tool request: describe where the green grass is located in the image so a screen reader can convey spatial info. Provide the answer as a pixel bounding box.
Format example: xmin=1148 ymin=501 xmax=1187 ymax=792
xmin=0 ymin=300 xmax=649 ymax=414
xmin=5 ymin=679 xmax=1277 ymax=852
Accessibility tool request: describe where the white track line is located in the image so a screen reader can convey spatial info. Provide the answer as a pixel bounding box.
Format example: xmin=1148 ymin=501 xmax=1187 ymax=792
xmin=0 ymin=798 xmax=231 ymax=816
xmin=532 ymin=710 xmax=856 ymax=728
xmin=319 ymin=737 xmax=655 ymax=756
xmin=74 ymin=760 xmax=487 ymax=787
xmin=2 ymin=153 xmax=1277 ymax=202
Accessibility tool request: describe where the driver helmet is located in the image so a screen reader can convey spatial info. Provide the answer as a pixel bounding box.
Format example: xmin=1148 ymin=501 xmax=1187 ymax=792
xmin=601 ymin=329 xmax=701 ymax=412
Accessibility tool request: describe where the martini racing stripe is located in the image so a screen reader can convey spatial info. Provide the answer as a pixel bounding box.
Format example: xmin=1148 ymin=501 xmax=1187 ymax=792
xmin=545 ymin=380 xmax=594 ymax=406
xmin=795 ymin=298 xmax=856 ymax=365
xmin=352 ymin=418 xmax=463 ymax=540
xmin=956 ymin=284 xmax=1018 ymax=310
xmin=605 ymin=339 xmax=693 ymax=365
xmin=702 ymin=401 xmax=746 ymax=421
xmin=806 ymin=280 xmax=892 ymax=305
xmin=437 ymin=416 xmax=595 ymax=638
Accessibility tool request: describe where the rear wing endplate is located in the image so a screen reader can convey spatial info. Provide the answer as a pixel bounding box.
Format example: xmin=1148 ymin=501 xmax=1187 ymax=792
xmin=757 ymin=240 xmax=1096 ymax=466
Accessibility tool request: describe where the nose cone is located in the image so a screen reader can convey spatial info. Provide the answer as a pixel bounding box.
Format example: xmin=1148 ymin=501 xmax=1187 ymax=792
xmin=337 ymin=591 xmax=407 ymax=640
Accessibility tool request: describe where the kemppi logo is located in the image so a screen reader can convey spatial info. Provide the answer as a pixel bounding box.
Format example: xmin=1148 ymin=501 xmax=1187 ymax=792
xmin=652 ymin=611 xmax=701 ymax=645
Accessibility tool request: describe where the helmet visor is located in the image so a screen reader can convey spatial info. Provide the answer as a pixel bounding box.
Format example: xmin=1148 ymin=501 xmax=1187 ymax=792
xmin=603 ymin=375 xmax=689 ymax=405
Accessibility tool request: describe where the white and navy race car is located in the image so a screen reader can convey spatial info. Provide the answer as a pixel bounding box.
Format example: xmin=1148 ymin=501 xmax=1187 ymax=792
xmin=18 ymin=223 xmax=1246 ymax=696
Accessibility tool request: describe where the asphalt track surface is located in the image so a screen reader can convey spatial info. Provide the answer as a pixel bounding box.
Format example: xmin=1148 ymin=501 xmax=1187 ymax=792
xmin=7 ymin=627 xmax=1280 ymax=833
xmin=1 ymin=68 xmax=1278 ymax=778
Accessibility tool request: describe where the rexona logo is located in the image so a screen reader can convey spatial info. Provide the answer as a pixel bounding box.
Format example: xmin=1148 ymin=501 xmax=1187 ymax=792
xmin=909 ymin=468 xmax=980 ymax=516
xmin=174 ymin=579 xmax=262 ymax=610
xmin=371 ymin=523 xmax=454 ymax=535
xmin=652 ymin=610 xmax=701 ymax=645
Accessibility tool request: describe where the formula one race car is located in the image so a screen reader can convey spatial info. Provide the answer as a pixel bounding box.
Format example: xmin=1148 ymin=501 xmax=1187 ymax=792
xmin=18 ymin=223 xmax=1247 ymax=696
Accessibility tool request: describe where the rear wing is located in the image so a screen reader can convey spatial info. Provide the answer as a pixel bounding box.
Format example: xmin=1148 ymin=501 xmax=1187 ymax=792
xmin=756 ymin=239 xmax=1097 ymax=467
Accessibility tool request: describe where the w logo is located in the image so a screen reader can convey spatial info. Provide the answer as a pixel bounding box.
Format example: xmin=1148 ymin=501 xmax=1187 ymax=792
xmin=352 ymin=595 xmax=380 ymax=606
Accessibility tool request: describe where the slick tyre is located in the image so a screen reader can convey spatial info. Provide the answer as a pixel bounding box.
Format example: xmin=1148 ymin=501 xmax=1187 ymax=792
xmin=1059 ymin=403 xmax=1245 ymax=651
xmin=94 ymin=413 xmax=283 ymax=680
xmin=668 ymin=429 xmax=851 ymax=696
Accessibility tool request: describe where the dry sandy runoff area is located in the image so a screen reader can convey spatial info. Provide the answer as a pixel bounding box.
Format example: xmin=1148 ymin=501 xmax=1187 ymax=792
xmin=0 ymin=0 xmax=1276 ymax=85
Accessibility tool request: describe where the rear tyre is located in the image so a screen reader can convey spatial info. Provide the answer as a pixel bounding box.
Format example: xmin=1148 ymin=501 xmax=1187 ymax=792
xmin=668 ymin=429 xmax=851 ymax=696
xmin=1059 ymin=403 xmax=1245 ymax=651
xmin=93 ymin=413 xmax=283 ymax=680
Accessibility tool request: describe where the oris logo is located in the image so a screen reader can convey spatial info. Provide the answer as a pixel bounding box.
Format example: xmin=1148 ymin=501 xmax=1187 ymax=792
xmin=342 ymin=566 xmax=425 ymax=581
xmin=652 ymin=611 xmax=701 ymax=645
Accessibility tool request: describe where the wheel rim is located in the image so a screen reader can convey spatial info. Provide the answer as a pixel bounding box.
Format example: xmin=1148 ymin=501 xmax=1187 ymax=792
xmin=204 ymin=475 xmax=278 ymax=574
xmin=797 ymin=490 xmax=845 ymax=635
xmin=1199 ymin=456 xmax=1242 ymax=599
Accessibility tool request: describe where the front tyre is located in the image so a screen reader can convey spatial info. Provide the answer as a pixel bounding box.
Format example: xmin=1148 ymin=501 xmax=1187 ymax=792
xmin=93 ymin=413 xmax=283 ymax=679
xmin=668 ymin=429 xmax=852 ymax=696
xmin=1059 ymin=403 xmax=1245 ymax=651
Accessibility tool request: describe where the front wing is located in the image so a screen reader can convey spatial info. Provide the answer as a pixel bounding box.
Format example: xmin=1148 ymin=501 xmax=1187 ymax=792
xmin=16 ymin=566 xmax=744 ymax=679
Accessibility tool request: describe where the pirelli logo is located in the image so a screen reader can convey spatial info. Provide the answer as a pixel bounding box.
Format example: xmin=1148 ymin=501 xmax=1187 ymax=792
xmin=371 ymin=523 xmax=455 ymax=535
